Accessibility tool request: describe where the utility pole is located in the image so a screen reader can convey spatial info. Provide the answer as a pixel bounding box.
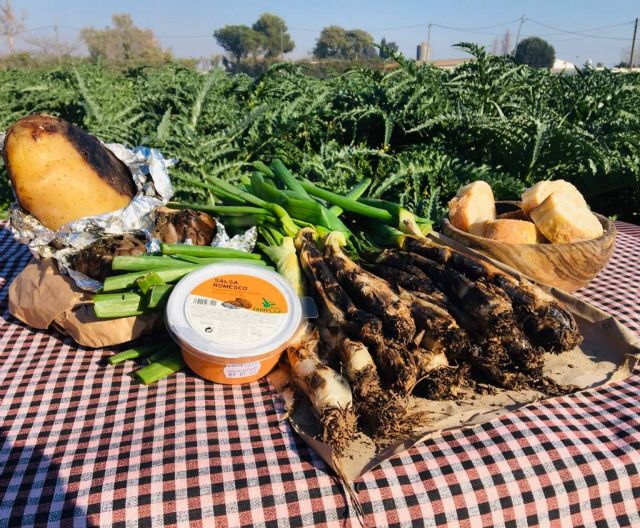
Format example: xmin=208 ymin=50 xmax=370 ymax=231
xmin=427 ymin=23 xmax=432 ymax=61
xmin=630 ymin=17 xmax=638 ymax=69
xmin=514 ymin=14 xmax=525 ymax=55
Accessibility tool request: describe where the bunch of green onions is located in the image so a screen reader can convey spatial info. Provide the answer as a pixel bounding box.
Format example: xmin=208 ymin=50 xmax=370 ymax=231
xmin=175 ymin=159 xmax=431 ymax=240
xmin=92 ymin=243 xmax=266 ymax=319
xmin=171 ymin=159 xmax=431 ymax=287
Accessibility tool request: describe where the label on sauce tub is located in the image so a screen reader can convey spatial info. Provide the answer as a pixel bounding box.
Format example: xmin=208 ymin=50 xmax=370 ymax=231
xmin=223 ymin=361 xmax=261 ymax=379
xmin=185 ymin=274 xmax=290 ymax=347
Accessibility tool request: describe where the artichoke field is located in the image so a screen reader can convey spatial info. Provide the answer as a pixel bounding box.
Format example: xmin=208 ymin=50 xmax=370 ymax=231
xmin=1 ymin=44 xmax=638 ymax=223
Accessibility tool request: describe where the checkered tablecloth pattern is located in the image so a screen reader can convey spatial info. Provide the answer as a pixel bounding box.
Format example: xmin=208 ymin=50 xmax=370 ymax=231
xmin=1 ymin=222 xmax=639 ymax=528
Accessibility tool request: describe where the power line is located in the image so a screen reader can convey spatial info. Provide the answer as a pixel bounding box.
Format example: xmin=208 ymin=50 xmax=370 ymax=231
xmin=535 ymin=21 xmax=633 ymax=37
xmin=525 ymin=17 xmax=634 ymax=40
xmin=155 ymin=34 xmax=212 ymax=38
xmin=291 ymin=18 xmax=522 ymax=34
xmin=14 ymin=24 xmax=82 ymax=34
xmin=429 ymin=22 xmax=519 ymax=36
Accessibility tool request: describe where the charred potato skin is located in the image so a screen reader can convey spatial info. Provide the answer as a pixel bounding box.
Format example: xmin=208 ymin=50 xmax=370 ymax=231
xmin=3 ymin=114 xmax=136 ymax=230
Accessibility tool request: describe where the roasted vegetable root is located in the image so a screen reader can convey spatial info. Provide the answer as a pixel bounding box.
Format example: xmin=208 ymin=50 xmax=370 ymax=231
xmin=287 ymin=331 xmax=357 ymax=456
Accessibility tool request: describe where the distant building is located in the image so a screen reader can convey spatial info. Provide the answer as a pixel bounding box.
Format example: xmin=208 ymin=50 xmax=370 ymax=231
xmin=416 ymin=42 xmax=431 ymax=62
xmin=428 ymin=58 xmax=470 ymax=70
xmin=551 ymin=58 xmax=577 ymax=74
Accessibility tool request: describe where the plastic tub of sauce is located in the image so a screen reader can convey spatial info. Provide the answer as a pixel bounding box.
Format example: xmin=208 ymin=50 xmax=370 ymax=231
xmin=166 ymin=263 xmax=303 ymax=385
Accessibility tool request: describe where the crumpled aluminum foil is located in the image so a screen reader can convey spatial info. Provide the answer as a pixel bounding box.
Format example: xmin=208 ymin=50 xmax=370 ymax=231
xmin=212 ymin=223 xmax=257 ymax=252
xmin=2 ymin=136 xmax=256 ymax=291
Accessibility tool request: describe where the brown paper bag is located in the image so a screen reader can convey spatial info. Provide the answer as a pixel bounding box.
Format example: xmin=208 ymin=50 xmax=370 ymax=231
xmin=9 ymin=259 xmax=162 ymax=348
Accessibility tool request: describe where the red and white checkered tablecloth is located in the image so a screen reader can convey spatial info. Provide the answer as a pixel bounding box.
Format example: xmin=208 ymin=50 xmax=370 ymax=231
xmin=1 ymin=222 xmax=639 ymax=528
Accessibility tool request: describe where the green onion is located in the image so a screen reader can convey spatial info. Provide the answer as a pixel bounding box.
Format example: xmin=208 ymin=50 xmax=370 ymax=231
xmin=292 ymin=218 xmax=315 ymax=228
xmin=252 ymin=160 xmax=275 ymax=178
xmin=161 ymin=243 xmax=261 ymax=259
xmin=134 ymin=350 xmax=186 ymax=385
xmin=167 ymin=201 xmax=274 ymax=218
xmin=112 ymin=256 xmax=192 ymax=271
xmin=174 ymin=175 xmax=244 ymax=204
xmin=175 ymin=255 xmax=267 ymax=266
xmin=270 ymin=159 xmax=310 ymax=198
xmin=147 ymin=284 xmax=174 ymax=309
xmin=135 ymin=272 xmax=165 ymax=294
xmin=329 ymin=179 xmax=371 ymax=216
xmin=301 ymin=180 xmax=394 ymax=223
xmin=93 ymin=291 xmax=147 ymax=318
xmin=359 ymin=197 xmax=431 ymax=236
xmin=364 ymin=223 xmax=404 ymax=246
xmin=251 ymin=173 xmax=350 ymax=235
xmin=250 ymin=172 xmax=287 ymax=205
xmin=144 ymin=342 xmax=180 ymax=364
xmin=260 ymin=238 xmax=304 ymax=297
xmin=108 ymin=341 xmax=167 ymax=365
xmin=222 ymin=214 xmax=276 ymax=227
xmin=102 ymin=266 xmax=197 ymax=292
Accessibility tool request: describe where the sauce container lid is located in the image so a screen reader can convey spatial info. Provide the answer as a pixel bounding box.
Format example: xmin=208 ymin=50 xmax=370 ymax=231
xmin=166 ymin=263 xmax=303 ymax=360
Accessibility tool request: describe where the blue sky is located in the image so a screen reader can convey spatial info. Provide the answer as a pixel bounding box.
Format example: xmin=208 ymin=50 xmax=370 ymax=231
xmin=12 ymin=0 xmax=640 ymax=66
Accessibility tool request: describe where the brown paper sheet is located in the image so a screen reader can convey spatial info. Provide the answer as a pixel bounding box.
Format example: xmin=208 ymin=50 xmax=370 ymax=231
xmin=268 ymin=233 xmax=640 ymax=483
xmin=8 ymin=259 xmax=162 ymax=348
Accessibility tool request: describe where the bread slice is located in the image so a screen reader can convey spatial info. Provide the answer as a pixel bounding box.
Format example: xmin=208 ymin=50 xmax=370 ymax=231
xmin=521 ymin=180 xmax=587 ymax=216
xmin=481 ymin=219 xmax=544 ymax=244
xmin=448 ymin=181 xmax=496 ymax=235
xmin=529 ymin=192 xmax=603 ymax=243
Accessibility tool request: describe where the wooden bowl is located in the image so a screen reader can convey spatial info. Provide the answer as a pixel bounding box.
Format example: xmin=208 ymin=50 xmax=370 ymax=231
xmin=442 ymin=201 xmax=616 ymax=292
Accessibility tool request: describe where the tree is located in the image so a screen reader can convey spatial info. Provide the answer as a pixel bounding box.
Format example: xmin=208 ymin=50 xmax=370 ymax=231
xmin=346 ymin=29 xmax=376 ymax=59
xmin=214 ymin=25 xmax=263 ymax=65
xmin=252 ymin=13 xmax=294 ymax=59
xmin=25 ymin=28 xmax=79 ymax=63
xmin=313 ymin=26 xmax=348 ymax=59
xmin=0 ymin=0 xmax=25 ymax=53
xmin=491 ymin=30 xmax=513 ymax=56
xmin=81 ymin=14 xmax=170 ymax=63
xmin=491 ymin=37 xmax=500 ymax=56
xmin=514 ymin=37 xmax=555 ymax=68
xmin=500 ymin=29 xmax=513 ymax=56
xmin=379 ymin=37 xmax=399 ymax=59
xmin=313 ymin=26 xmax=376 ymax=59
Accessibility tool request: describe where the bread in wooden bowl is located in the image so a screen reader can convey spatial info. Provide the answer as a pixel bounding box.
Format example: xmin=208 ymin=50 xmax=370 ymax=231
xmin=442 ymin=201 xmax=616 ymax=292
xmin=521 ymin=179 xmax=587 ymax=215
xmin=529 ymin=191 xmax=603 ymax=243
xmin=480 ymin=218 xmax=546 ymax=244
xmin=448 ymin=181 xmax=496 ymax=235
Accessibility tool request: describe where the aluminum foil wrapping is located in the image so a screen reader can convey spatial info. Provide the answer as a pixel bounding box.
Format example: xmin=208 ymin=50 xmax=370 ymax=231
xmin=2 ymin=135 xmax=257 ymax=291
xmin=2 ymin=139 xmax=176 ymax=290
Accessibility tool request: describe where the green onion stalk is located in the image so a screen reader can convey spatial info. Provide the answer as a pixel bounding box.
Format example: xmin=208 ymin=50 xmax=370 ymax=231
xmin=109 ymin=341 xmax=168 ymax=365
xmin=134 ymin=349 xmax=185 ymax=385
xmin=160 ymin=243 xmax=261 ymax=259
xmin=301 ymin=179 xmax=428 ymax=238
